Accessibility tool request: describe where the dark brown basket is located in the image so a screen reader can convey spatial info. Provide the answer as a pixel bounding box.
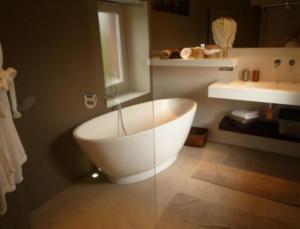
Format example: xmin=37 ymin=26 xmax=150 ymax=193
xmin=185 ymin=127 xmax=208 ymax=148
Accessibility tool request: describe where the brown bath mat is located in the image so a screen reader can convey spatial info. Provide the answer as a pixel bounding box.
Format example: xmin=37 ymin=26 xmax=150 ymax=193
xmin=157 ymin=193 xmax=293 ymax=229
xmin=192 ymin=147 xmax=300 ymax=206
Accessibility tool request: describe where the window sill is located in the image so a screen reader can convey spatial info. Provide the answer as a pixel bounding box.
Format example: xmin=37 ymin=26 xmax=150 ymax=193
xmin=106 ymin=91 xmax=149 ymax=108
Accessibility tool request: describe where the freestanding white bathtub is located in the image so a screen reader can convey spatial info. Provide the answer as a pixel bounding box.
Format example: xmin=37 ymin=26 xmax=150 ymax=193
xmin=73 ymin=98 xmax=197 ymax=184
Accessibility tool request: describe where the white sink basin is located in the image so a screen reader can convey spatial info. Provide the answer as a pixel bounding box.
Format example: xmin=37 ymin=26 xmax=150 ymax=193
xmin=209 ymin=80 xmax=300 ymax=106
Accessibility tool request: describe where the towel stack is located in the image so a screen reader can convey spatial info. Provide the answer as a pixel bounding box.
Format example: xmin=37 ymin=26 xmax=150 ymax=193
xmin=158 ymin=44 xmax=223 ymax=60
xmin=229 ymin=110 xmax=259 ymax=128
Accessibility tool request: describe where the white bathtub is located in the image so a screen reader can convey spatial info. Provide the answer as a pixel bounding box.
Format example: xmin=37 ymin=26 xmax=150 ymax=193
xmin=73 ymin=98 xmax=197 ymax=184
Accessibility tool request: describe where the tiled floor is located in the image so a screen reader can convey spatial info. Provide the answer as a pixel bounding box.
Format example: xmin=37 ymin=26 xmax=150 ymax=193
xmin=31 ymin=143 xmax=300 ymax=229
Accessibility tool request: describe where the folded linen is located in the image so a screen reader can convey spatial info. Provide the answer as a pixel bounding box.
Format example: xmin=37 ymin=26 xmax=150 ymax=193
xmin=229 ymin=114 xmax=258 ymax=124
xmin=231 ymin=110 xmax=259 ymax=120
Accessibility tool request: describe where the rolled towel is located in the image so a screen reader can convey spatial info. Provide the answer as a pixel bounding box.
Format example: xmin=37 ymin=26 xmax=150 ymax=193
xmin=160 ymin=49 xmax=181 ymax=59
xmin=231 ymin=110 xmax=259 ymax=120
xmin=180 ymin=47 xmax=204 ymax=60
xmin=180 ymin=48 xmax=193 ymax=60
xmin=169 ymin=49 xmax=181 ymax=59
xmin=192 ymin=47 xmax=204 ymax=59
xmin=160 ymin=49 xmax=172 ymax=59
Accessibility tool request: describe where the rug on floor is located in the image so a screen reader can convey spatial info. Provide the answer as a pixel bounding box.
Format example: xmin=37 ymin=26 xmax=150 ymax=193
xmin=157 ymin=193 xmax=294 ymax=229
xmin=192 ymin=147 xmax=300 ymax=207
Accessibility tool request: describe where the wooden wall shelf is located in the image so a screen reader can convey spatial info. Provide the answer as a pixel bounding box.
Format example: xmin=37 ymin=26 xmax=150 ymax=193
xmin=219 ymin=116 xmax=300 ymax=143
xmin=150 ymin=57 xmax=239 ymax=68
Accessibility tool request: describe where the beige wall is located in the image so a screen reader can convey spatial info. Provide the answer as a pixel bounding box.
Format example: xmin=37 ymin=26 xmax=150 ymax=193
xmin=153 ymin=48 xmax=300 ymax=157
xmin=124 ymin=3 xmax=151 ymax=92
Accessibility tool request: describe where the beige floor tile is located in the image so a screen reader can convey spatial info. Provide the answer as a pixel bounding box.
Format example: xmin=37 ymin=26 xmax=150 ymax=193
xmin=31 ymin=143 xmax=300 ymax=229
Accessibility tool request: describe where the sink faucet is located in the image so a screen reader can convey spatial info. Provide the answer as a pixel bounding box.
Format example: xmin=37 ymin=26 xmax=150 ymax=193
xmin=274 ymin=59 xmax=281 ymax=69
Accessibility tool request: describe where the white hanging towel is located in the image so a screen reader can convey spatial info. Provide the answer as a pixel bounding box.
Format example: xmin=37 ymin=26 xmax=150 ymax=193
xmin=0 ymin=69 xmax=26 ymax=215
xmin=212 ymin=17 xmax=237 ymax=48
xmin=0 ymin=93 xmax=26 ymax=215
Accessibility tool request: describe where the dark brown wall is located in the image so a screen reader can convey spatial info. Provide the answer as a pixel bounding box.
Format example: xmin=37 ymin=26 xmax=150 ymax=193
xmin=0 ymin=0 xmax=103 ymax=227
xmin=0 ymin=0 xmax=151 ymax=228
xmin=151 ymin=0 xmax=261 ymax=49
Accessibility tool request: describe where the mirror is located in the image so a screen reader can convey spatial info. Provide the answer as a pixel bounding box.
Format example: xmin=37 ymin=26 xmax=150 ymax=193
xmin=151 ymin=0 xmax=300 ymax=48
xmin=97 ymin=0 xmax=151 ymax=107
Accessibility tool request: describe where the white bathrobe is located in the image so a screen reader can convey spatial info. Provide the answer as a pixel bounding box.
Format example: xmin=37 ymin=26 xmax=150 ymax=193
xmin=0 ymin=90 xmax=26 ymax=215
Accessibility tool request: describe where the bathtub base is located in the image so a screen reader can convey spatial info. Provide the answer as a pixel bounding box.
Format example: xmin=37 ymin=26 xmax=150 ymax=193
xmin=108 ymin=154 xmax=178 ymax=184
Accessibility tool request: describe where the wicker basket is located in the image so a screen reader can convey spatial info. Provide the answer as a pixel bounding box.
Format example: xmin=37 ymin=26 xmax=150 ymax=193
xmin=185 ymin=127 xmax=208 ymax=148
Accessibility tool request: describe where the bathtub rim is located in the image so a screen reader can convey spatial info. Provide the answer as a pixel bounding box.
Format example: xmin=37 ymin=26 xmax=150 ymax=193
xmin=73 ymin=98 xmax=197 ymax=142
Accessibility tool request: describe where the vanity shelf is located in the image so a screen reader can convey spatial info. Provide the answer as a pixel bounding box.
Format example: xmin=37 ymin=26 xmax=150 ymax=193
xmin=150 ymin=57 xmax=239 ymax=68
xmin=219 ymin=116 xmax=300 ymax=143
xmin=209 ymin=80 xmax=300 ymax=106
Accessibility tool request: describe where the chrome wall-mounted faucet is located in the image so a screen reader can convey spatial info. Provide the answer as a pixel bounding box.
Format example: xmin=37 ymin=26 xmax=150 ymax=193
xmin=274 ymin=59 xmax=281 ymax=69
xmin=289 ymin=59 xmax=296 ymax=74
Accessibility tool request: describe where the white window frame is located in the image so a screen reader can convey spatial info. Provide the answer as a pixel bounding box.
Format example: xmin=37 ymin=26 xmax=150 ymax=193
xmin=97 ymin=2 xmax=129 ymax=91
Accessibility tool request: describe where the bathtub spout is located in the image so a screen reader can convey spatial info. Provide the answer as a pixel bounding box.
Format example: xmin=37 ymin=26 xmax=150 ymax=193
xmin=104 ymin=85 xmax=128 ymax=136
xmin=117 ymin=102 xmax=127 ymax=136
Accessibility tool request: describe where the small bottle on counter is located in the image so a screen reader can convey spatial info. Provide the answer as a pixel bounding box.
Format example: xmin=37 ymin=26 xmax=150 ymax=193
xmin=242 ymin=69 xmax=250 ymax=81
xmin=252 ymin=70 xmax=260 ymax=82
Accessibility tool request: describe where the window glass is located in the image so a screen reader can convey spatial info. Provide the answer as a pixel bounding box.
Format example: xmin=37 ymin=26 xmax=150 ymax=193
xmin=98 ymin=11 xmax=124 ymax=87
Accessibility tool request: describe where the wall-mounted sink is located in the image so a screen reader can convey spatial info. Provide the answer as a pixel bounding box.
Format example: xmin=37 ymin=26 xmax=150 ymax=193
xmin=209 ymin=80 xmax=300 ymax=106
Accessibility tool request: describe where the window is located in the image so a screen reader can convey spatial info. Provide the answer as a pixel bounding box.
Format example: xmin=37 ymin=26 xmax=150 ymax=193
xmin=98 ymin=4 xmax=127 ymax=88
xmin=97 ymin=2 xmax=151 ymax=107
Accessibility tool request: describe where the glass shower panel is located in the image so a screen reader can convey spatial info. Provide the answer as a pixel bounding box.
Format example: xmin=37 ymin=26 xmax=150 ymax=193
xmin=97 ymin=1 xmax=157 ymax=228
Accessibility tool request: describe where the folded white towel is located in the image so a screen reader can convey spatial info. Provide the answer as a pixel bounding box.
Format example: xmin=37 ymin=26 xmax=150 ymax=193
xmin=231 ymin=110 xmax=259 ymax=120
